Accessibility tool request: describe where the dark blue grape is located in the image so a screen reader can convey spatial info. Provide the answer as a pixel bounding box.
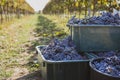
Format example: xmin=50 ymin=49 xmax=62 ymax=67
xmin=68 ymin=12 xmax=120 ymax=25
xmin=93 ymin=56 xmax=120 ymax=77
xmin=92 ymin=51 xmax=118 ymax=58
xmin=40 ymin=36 xmax=84 ymax=61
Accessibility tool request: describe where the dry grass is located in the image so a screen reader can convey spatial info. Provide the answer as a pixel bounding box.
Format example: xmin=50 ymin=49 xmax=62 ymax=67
xmin=0 ymin=14 xmax=69 ymax=79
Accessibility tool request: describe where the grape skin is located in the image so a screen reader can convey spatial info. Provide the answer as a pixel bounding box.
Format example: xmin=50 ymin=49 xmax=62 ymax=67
xmin=40 ymin=36 xmax=84 ymax=61
xmin=92 ymin=51 xmax=120 ymax=58
xmin=93 ymin=56 xmax=120 ymax=77
xmin=68 ymin=12 xmax=120 ymax=25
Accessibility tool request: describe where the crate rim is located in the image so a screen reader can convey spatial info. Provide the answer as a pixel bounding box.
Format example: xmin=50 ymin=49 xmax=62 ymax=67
xmin=89 ymin=58 xmax=120 ymax=78
xmin=36 ymin=45 xmax=90 ymax=64
xmin=67 ymin=23 xmax=120 ymax=27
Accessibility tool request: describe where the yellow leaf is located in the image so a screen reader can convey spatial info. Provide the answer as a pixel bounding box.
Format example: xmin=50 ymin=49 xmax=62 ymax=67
xmin=76 ymin=2 xmax=79 ymax=7
xmin=43 ymin=34 xmax=47 ymax=36
xmin=91 ymin=5 xmax=94 ymax=9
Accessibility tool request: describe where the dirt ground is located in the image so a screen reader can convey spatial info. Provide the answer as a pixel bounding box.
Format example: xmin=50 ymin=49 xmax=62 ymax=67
xmin=0 ymin=15 xmax=43 ymax=80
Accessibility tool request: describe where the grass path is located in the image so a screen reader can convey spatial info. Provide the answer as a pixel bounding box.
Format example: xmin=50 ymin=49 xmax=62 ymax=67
xmin=0 ymin=14 xmax=68 ymax=80
xmin=0 ymin=15 xmax=42 ymax=80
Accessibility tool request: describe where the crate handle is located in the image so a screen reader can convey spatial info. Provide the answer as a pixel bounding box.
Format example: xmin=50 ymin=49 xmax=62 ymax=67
xmin=43 ymin=62 xmax=45 ymax=67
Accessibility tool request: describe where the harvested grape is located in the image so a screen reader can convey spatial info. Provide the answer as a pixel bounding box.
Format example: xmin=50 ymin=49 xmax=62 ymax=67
xmin=91 ymin=51 xmax=120 ymax=58
xmin=68 ymin=12 xmax=120 ymax=25
xmin=40 ymin=36 xmax=85 ymax=61
xmin=92 ymin=56 xmax=120 ymax=77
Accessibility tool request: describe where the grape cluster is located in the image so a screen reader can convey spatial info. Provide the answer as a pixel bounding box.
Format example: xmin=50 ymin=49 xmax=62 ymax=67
xmin=68 ymin=12 xmax=120 ymax=25
xmin=93 ymin=56 xmax=120 ymax=77
xmin=92 ymin=51 xmax=120 ymax=58
xmin=40 ymin=36 xmax=84 ymax=61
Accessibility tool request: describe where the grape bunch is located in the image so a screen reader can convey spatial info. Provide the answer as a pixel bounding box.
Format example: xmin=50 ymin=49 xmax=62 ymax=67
xmin=92 ymin=51 xmax=120 ymax=58
xmin=93 ymin=56 xmax=120 ymax=77
xmin=40 ymin=36 xmax=84 ymax=61
xmin=96 ymin=51 xmax=116 ymax=57
xmin=68 ymin=12 xmax=120 ymax=25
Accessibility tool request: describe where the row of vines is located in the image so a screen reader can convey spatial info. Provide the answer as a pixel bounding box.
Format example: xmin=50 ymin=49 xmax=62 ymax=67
xmin=43 ymin=0 xmax=119 ymax=17
xmin=0 ymin=0 xmax=34 ymax=24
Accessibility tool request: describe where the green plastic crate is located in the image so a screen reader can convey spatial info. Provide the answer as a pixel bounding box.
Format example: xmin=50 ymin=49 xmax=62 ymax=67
xmin=67 ymin=24 xmax=120 ymax=52
xmin=90 ymin=58 xmax=120 ymax=80
xmin=36 ymin=45 xmax=93 ymax=80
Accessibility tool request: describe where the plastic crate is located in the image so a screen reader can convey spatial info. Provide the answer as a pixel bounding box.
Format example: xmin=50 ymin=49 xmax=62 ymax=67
xmin=67 ymin=24 xmax=120 ymax=52
xmin=36 ymin=45 xmax=93 ymax=80
xmin=89 ymin=58 xmax=120 ymax=80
